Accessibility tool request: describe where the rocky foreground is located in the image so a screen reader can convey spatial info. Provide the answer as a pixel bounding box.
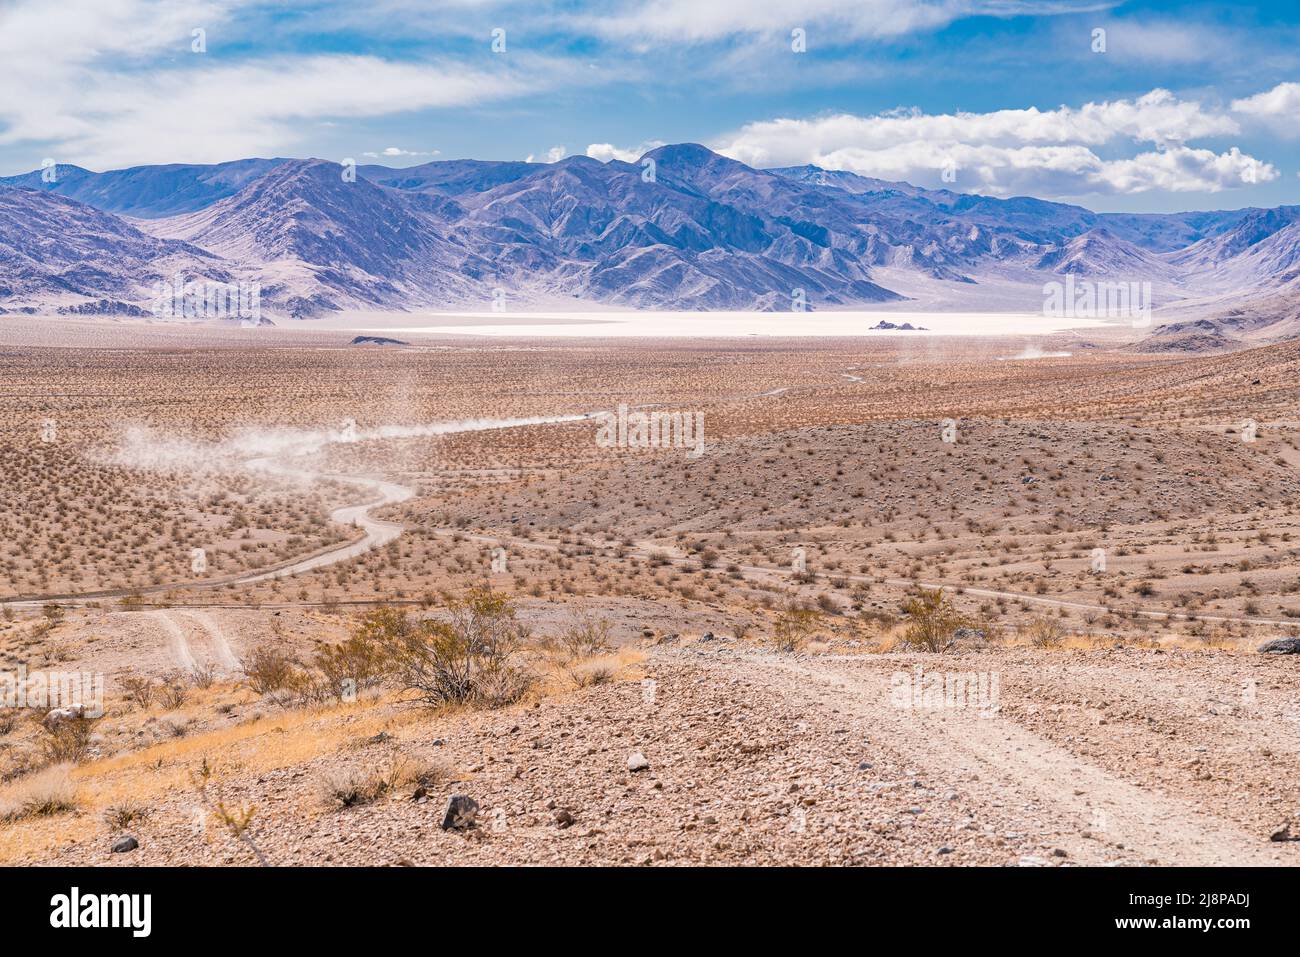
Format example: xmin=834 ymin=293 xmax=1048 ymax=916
xmin=30 ymin=636 xmax=1300 ymax=867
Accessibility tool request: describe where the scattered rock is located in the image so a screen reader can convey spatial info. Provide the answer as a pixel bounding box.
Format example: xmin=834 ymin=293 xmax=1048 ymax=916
xmin=111 ymin=835 xmax=138 ymax=854
xmin=1258 ymin=637 xmax=1300 ymax=655
xmin=1269 ymin=822 xmax=1297 ymax=842
xmin=554 ymin=808 xmax=575 ymax=829
xmin=440 ymin=795 xmax=479 ymax=831
xmin=350 ymin=335 xmax=408 ymax=346
xmin=627 ymin=751 xmax=651 ymax=772
xmin=869 ymin=320 xmax=928 ymax=331
xmin=43 ymin=704 xmax=90 ymax=729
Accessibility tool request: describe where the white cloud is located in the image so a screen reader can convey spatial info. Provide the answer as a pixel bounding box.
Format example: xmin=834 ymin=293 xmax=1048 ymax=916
xmin=1233 ymin=82 xmax=1300 ymax=138
xmin=586 ymin=141 xmax=664 ymax=162
xmin=717 ymin=90 xmax=1236 ymax=164
xmin=0 ymin=0 xmax=566 ymax=169
xmin=524 ymin=148 xmax=570 ymax=163
xmin=711 ymin=90 xmax=1275 ymax=196
xmin=582 ymin=0 xmax=1098 ymax=44
xmin=0 ymin=54 xmax=541 ymax=169
xmin=362 ymin=147 xmax=441 ymax=159
xmin=1233 ymin=82 xmax=1300 ymax=116
xmin=1092 ymin=146 xmax=1277 ymax=194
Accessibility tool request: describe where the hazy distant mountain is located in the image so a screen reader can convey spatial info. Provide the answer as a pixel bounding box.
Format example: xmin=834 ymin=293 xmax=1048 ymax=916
xmin=1170 ymin=207 xmax=1300 ymax=282
xmin=1035 ymin=228 xmax=1175 ymax=279
xmin=0 ymin=187 xmax=226 ymax=313
xmin=147 ymin=160 xmax=482 ymax=316
xmin=1 ymin=144 xmax=1297 ymax=327
xmin=0 ymin=159 xmax=287 ymax=218
xmin=358 ymin=159 xmax=536 ymax=196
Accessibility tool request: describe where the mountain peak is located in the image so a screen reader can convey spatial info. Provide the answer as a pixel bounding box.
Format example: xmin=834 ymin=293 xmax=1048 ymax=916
xmin=642 ymin=143 xmax=726 ymax=166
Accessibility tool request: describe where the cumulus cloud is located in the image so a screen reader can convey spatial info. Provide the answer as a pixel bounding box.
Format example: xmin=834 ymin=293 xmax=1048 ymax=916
xmin=1234 ymin=81 xmax=1300 ymax=116
xmin=586 ymin=141 xmax=665 ymax=162
xmin=525 ymin=146 xmax=569 ymax=163
xmin=1233 ymin=82 xmax=1300 ymax=138
xmin=712 ymin=90 xmax=1276 ymax=196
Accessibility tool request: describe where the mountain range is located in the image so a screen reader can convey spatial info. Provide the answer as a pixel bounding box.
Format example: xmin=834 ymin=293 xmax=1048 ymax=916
xmin=2 ymin=143 xmax=1298 ymax=343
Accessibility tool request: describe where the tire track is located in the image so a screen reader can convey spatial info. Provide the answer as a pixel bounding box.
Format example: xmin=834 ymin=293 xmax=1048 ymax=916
xmin=674 ymin=644 xmax=1287 ymax=866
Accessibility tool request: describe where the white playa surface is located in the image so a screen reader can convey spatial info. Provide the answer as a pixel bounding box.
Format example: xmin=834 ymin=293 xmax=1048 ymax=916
xmin=347 ymin=310 xmax=1115 ymax=339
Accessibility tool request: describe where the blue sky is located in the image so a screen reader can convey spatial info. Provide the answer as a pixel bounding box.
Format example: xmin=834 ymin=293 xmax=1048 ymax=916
xmin=1 ymin=0 xmax=1298 ymax=212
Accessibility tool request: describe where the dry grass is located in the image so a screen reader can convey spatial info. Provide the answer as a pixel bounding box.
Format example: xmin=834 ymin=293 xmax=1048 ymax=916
xmin=319 ymin=750 xmax=453 ymax=809
xmin=0 ymin=764 xmax=78 ymax=822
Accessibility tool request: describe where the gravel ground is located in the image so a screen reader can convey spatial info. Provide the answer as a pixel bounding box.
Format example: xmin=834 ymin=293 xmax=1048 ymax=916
xmin=26 ymin=636 xmax=1300 ymax=866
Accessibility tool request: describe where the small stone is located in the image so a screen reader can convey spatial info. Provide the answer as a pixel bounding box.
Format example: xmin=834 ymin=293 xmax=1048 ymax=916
xmin=440 ymin=795 xmax=479 ymax=831
xmin=937 ymin=845 xmax=953 ymax=855
xmin=627 ymin=751 xmax=650 ymax=772
xmin=111 ymin=835 xmax=138 ymax=854
xmin=1269 ymin=822 xmax=1297 ymax=842
xmin=1051 ymin=848 xmax=1068 ymax=858
xmin=554 ymin=808 xmax=575 ymax=829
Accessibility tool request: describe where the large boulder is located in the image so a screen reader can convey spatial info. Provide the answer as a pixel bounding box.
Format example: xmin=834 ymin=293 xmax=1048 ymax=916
xmin=440 ymin=795 xmax=478 ymax=830
xmin=111 ymin=835 xmax=139 ymax=853
xmin=1258 ymin=637 xmax=1300 ymax=654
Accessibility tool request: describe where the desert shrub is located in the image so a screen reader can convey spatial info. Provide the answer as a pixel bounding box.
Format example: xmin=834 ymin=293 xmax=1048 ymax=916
xmin=191 ymin=662 xmax=218 ymax=690
xmin=556 ymin=608 xmax=613 ymax=660
xmin=0 ymin=764 xmax=78 ymax=820
xmin=158 ymin=670 xmax=190 ymax=709
xmin=193 ymin=757 xmax=266 ymax=866
xmin=772 ymin=598 xmax=820 ymax=652
xmin=376 ymin=588 xmax=532 ymax=708
xmin=1024 ymin=616 xmax=1064 ymax=648
xmin=119 ymin=674 xmax=157 ymax=710
xmin=118 ymin=592 xmax=147 ymax=610
xmin=314 ymin=611 xmax=396 ymax=698
xmin=320 ymin=752 xmax=449 ymax=809
xmin=815 ymin=593 xmax=839 ymax=615
xmin=103 ymin=801 xmax=150 ymax=830
xmin=566 ymin=659 xmax=615 ymax=688
xmin=859 ymin=608 xmax=898 ymax=632
xmin=40 ymin=715 xmax=98 ymax=764
xmin=901 ymin=588 xmax=966 ymax=653
xmin=241 ymin=645 xmax=300 ymax=696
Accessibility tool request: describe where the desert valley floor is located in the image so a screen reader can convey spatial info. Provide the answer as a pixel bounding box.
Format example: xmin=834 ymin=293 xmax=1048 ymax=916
xmin=1 ymin=316 xmax=1298 ymax=866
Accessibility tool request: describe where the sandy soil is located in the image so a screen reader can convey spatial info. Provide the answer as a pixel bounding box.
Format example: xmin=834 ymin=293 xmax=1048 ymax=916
xmin=1 ymin=317 xmax=1298 ymax=867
